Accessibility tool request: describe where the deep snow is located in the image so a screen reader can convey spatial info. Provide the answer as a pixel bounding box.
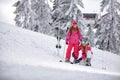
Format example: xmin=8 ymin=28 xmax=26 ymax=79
xmin=0 ymin=22 xmax=120 ymax=80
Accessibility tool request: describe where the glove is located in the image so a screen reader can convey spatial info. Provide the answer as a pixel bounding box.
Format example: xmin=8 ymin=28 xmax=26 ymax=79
xmin=66 ymin=41 xmax=69 ymax=45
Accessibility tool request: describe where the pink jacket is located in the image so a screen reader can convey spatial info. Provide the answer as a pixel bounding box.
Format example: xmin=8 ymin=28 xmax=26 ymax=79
xmin=66 ymin=30 xmax=82 ymax=44
xmin=81 ymin=46 xmax=93 ymax=59
xmin=88 ymin=46 xmax=93 ymax=54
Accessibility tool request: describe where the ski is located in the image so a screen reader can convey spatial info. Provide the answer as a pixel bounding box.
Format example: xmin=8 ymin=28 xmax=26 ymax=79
xmin=59 ymin=60 xmax=75 ymax=64
xmin=59 ymin=60 xmax=71 ymax=63
xmin=59 ymin=60 xmax=92 ymax=66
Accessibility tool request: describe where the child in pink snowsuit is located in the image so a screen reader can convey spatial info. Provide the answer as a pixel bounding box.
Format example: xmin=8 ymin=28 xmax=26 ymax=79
xmin=65 ymin=20 xmax=82 ymax=62
xmin=76 ymin=42 xmax=93 ymax=66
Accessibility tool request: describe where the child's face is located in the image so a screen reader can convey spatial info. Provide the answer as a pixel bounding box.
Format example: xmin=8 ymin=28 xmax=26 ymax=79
xmin=73 ymin=24 xmax=77 ymax=28
xmin=83 ymin=44 xmax=86 ymax=46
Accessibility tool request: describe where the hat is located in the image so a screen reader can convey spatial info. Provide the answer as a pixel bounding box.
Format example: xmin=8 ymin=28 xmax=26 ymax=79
xmin=81 ymin=40 xmax=86 ymax=44
xmin=72 ymin=20 xmax=77 ymax=26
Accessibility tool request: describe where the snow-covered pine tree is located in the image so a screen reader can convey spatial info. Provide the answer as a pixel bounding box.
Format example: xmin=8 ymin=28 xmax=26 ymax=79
xmin=52 ymin=0 xmax=84 ymax=37
xmin=13 ymin=0 xmax=31 ymax=29
xmin=87 ymin=24 xmax=95 ymax=47
xmin=31 ymin=0 xmax=51 ymax=34
xmin=96 ymin=0 xmax=120 ymax=54
xmin=13 ymin=1 xmax=21 ymax=27
xmin=14 ymin=0 xmax=51 ymax=34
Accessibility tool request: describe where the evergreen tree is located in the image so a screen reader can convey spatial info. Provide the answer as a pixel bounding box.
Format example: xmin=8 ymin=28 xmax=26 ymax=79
xmin=31 ymin=0 xmax=51 ymax=34
xmin=13 ymin=0 xmax=31 ymax=29
xmin=13 ymin=0 xmax=51 ymax=34
xmin=96 ymin=0 xmax=120 ymax=54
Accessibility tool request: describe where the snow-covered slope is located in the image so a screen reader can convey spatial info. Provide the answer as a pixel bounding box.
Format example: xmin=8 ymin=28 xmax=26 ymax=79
xmin=0 ymin=22 xmax=120 ymax=80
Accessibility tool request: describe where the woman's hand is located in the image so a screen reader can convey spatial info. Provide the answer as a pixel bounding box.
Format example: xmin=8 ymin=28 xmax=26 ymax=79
xmin=66 ymin=41 xmax=69 ymax=45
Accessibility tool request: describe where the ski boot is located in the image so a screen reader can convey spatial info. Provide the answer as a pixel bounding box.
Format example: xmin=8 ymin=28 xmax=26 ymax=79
xmin=65 ymin=59 xmax=70 ymax=63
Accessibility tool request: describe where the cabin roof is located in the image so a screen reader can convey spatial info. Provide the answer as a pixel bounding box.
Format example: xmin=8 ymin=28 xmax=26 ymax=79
xmin=83 ymin=13 xmax=97 ymax=19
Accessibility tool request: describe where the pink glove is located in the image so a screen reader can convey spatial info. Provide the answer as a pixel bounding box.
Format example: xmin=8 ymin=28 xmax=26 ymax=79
xmin=66 ymin=39 xmax=69 ymax=45
xmin=66 ymin=41 xmax=69 ymax=45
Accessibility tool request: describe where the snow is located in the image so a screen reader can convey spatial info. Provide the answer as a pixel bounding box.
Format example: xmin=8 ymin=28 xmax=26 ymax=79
xmin=0 ymin=22 xmax=120 ymax=80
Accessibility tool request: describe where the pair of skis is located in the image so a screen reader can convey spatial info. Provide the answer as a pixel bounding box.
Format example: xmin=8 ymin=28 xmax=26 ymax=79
xmin=59 ymin=60 xmax=92 ymax=66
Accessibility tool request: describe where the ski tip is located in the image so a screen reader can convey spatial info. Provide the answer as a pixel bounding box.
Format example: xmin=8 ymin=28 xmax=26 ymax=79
xmin=70 ymin=62 xmax=74 ymax=64
xmin=59 ymin=60 xmax=62 ymax=62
